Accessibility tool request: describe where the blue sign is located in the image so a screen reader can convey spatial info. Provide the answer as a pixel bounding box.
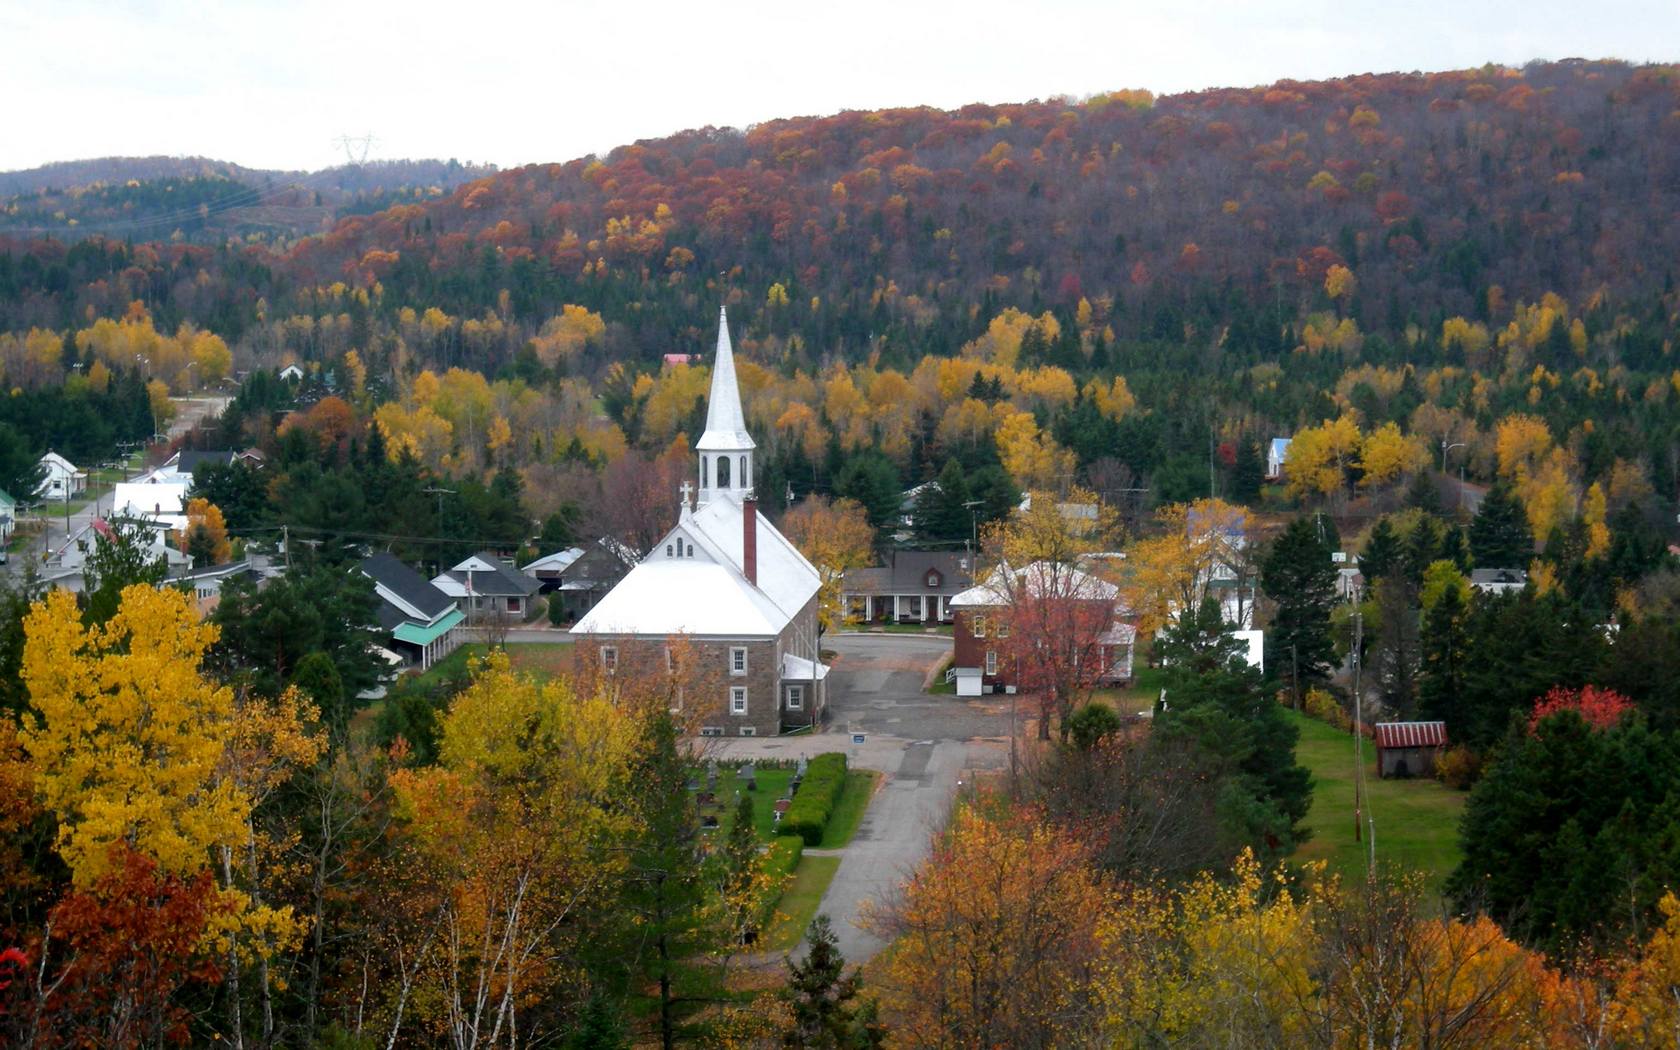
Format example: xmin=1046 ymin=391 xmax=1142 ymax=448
xmin=851 ymin=733 xmax=866 ymax=745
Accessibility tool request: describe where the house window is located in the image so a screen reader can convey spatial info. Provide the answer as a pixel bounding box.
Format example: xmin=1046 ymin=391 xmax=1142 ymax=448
xmin=600 ymin=645 xmax=618 ymax=671
xmin=507 ymin=597 xmax=521 ymax=613
xmin=730 ymin=647 xmax=748 ymax=675
xmin=730 ymin=687 xmax=747 ymax=715
xmin=787 ymin=685 xmax=804 ymax=711
xmin=700 ymin=726 xmax=724 ymax=737
xmin=985 ymin=650 xmax=998 ymax=675
xmin=997 ymin=620 xmax=1010 ymax=638
xmin=739 ymin=726 xmax=756 ymax=737
xmin=972 ymin=614 xmax=987 ymax=638
xmin=664 ymin=646 xmax=675 ymax=672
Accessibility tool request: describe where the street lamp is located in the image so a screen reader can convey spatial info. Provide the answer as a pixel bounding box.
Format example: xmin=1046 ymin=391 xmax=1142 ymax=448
xmin=1441 ymin=441 xmax=1468 ymax=516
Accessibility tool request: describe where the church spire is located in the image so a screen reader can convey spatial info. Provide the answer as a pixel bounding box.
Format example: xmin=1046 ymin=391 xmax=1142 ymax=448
xmin=696 ymin=306 xmax=755 ymax=506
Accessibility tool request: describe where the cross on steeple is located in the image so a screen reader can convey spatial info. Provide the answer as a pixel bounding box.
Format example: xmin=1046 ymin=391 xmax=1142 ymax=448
xmin=679 ymin=481 xmax=694 ymax=507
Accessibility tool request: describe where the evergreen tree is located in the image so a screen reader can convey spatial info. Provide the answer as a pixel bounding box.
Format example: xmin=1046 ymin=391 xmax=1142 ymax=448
xmin=566 ymin=994 xmax=628 ymax=1050
xmin=910 ymin=459 xmax=972 ymax=544
xmin=1417 ymin=582 xmax=1469 ymax=736
xmin=1468 ymin=480 xmax=1533 ymax=567
xmin=1155 ymin=597 xmax=1313 ymax=855
xmin=782 ymin=914 xmax=881 ymax=1049
xmin=1261 ymin=517 xmax=1339 ymax=705
xmin=621 ymin=711 xmax=714 ymax=1050
xmin=1229 ymin=440 xmax=1264 ymax=506
xmin=1360 ymin=517 xmax=1402 ymax=582
xmin=0 ymin=421 xmax=45 ymax=502
xmin=82 ymin=519 xmax=169 ymax=626
xmin=834 ymin=452 xmax=902 ymax=532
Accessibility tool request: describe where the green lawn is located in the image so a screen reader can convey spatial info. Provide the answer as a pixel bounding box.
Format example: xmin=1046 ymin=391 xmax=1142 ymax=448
xmin=706 ymin=768 xmax=797 ymax=842
xmin=1093 ymin=665 xmax=1166 ymax=717
xmin=819 ymin=771 xmax=880 ymax=849
xmin=1287 ymin=710 xmax=1466 ymax=894
xmin=763 ymin=856 xmax=841 ymax=951
xmin=408 ymin=641 xmax=574 ymax=688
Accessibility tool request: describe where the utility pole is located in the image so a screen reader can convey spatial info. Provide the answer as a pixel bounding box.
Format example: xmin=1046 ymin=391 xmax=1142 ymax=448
xmin=423 ymin=486 xmax=456 ymax=574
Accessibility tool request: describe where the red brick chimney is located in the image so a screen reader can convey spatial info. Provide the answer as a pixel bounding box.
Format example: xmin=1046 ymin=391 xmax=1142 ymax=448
xmin=743 ymin=494 xmax=758 ymax=587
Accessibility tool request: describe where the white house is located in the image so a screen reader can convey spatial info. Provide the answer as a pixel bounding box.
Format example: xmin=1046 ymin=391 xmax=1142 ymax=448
xmin=1266 ymin=437 xmax=1292 ymax=481
xmin=37 ymin=452 xmax=87 ymax=500
xmin=0 ymin=488 xmax=15 ymax=546
xmin=572 ymin=307 xmax=827 ymax=736
xmin=1471 ymin=567 xmax=1528 ymax=595
xmin=112 ymin=469 xmax=192 ymax=530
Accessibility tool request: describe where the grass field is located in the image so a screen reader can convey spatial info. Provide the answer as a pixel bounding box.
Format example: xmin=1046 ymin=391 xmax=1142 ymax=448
xmin=410 ymin=641 xmax=574 ymax=687
xmin=763 ymin=856 xmax=841 ymax=951
xmin=1093 ymin=665 xmax=1166 ymax=717
xmin=1287 ymin=710 xmax=1466 ymax=894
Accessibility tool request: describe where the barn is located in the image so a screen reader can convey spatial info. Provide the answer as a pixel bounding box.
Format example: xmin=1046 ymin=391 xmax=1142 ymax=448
xmin=1373 ymin=721 xmax=1448 ymax=779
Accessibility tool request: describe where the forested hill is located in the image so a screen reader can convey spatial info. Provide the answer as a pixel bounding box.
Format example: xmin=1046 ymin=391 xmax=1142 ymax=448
xmin=2 ymin=59 xmax=1678 ymax=373
xmin=0 ymin=157 xmax=496 ymax=243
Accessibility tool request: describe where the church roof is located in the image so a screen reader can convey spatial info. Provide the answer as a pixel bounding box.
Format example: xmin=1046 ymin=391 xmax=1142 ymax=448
xmin=571 ymin=499 xmax=819 ymax=638
xmin=695 ymin=306 xmax=755 ymax=453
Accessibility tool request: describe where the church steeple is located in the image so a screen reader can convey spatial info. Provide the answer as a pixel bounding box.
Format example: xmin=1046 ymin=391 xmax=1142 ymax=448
xmin=696 ymin=306 xmax=755 ymax=506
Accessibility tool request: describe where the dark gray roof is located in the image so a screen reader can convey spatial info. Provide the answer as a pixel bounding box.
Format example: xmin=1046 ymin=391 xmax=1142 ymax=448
xmin=446 ymin=552 xmax=541 ymax=597
xmin=844 ymin=551 xmax=973 ymax=596
xmin=360 ymin=553 xmax=455 ymax=619
xmin=1471 ymin=567 xmax=1528 ymax=585
xmin=889 ymin=550 xmax=972 ymax=593
xmin=177 ymin=450 xmax=239 ymax=474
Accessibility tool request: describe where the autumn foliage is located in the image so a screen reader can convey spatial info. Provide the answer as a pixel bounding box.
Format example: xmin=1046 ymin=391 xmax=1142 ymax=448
xmin=1528 ymin=685 xmax=1636 ymax=735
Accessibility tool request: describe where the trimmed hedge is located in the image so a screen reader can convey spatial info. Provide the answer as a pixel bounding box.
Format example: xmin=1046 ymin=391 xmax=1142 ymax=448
xmin=782 ymin=753 xmax=848 ymax=846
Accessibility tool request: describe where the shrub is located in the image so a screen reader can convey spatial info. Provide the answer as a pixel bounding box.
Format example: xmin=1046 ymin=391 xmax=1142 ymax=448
xmin=1434 ymin=745 xmax=1482 ymax=790
xmin=783 ymin=753 xmax=848 ymax=846
xmin=1303 ymin=687 xmax=1352 ymax=731
xmin=547 ymin=595 xmax=566 ymax=626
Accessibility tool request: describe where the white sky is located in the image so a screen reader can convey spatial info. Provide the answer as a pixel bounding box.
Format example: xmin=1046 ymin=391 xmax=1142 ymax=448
xmin=3 ymin=0 xmax=1676 ymax=173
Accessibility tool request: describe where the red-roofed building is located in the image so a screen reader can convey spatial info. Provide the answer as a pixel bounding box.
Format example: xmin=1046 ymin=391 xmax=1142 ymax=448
xmin=1373 ymin=721 xmax=1448 ymax=778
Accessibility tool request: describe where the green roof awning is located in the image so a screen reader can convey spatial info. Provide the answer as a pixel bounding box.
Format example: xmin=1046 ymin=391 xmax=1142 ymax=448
xmin=393 ymin=608 xmax=464 ymax=646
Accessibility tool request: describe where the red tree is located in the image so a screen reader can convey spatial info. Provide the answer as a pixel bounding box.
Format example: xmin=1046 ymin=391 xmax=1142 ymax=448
xmin=1527 ymin=685 xmax=1636 ymax=735
xmin=5 ymin=847 xmax=228 ymax=1049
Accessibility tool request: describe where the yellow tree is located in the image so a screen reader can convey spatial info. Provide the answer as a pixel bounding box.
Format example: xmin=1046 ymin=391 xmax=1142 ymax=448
xmin=20 ymin=585 xmax=248 ymax=885
xmin=779 ymin=496 xmax=875 ymax=631
xmin=1357 ymin=422 xmax=1428 ymax=489
xmin=1495 ymin=413 xmax=1554 ymax=481
xmin=865 ymin=803 xmax=1109 ymax=1047
xmin=1285 ymin=415 xmax=1362 ymax=504
xmin=177 ymin=496 xmax=232 ymax=566
xmin=389 ymin=651 xmax=641 ymax=1046
xmin=1124 ymin=498 xmax=1252 ymax=637
xmin=996 ymin=410 xmax=1077 ymax=492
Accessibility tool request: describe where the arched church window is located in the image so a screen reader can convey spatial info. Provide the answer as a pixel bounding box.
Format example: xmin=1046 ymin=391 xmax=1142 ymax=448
xmin=666 ymin=544 xmax=673 ymax=557
xmin=701 ymin=457 xmax=708 ymax=488
xmin=717 ymin=455 xmax=731 ymax=489
xmin=740 ymin=455 xmax=748 ymax=488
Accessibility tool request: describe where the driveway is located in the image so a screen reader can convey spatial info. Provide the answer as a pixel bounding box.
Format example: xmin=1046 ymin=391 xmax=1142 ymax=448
xmin=710 ymin=633 xmax=1010 ymax=962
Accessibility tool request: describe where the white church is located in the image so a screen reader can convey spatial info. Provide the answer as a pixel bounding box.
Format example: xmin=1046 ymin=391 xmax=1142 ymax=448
xmin=572 ymin=307 xmax=828 ymax=736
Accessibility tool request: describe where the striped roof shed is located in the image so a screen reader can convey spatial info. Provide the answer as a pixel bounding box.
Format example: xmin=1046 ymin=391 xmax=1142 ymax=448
xmin=1373 ymin=721 xmax=1448 ymax=750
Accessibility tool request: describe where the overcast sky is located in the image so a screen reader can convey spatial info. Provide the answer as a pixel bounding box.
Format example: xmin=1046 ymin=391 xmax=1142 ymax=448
xmin=3 ymin=0 xmax=1677 ymax=173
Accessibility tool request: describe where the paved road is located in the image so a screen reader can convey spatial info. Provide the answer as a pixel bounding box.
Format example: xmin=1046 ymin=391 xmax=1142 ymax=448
xmin=711 ymin=634 xmax=1009 ymax=962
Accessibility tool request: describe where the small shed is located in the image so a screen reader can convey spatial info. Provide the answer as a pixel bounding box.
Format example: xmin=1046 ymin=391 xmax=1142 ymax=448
xmin=951 ymin=667 xmax=984 ymax=697
xmin=1373 ymin=721 xmax=1448 ymax=779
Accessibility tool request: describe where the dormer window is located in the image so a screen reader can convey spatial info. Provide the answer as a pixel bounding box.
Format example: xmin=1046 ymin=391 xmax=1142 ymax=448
xmin=925 ymin=570 xmax=941 ymax=588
